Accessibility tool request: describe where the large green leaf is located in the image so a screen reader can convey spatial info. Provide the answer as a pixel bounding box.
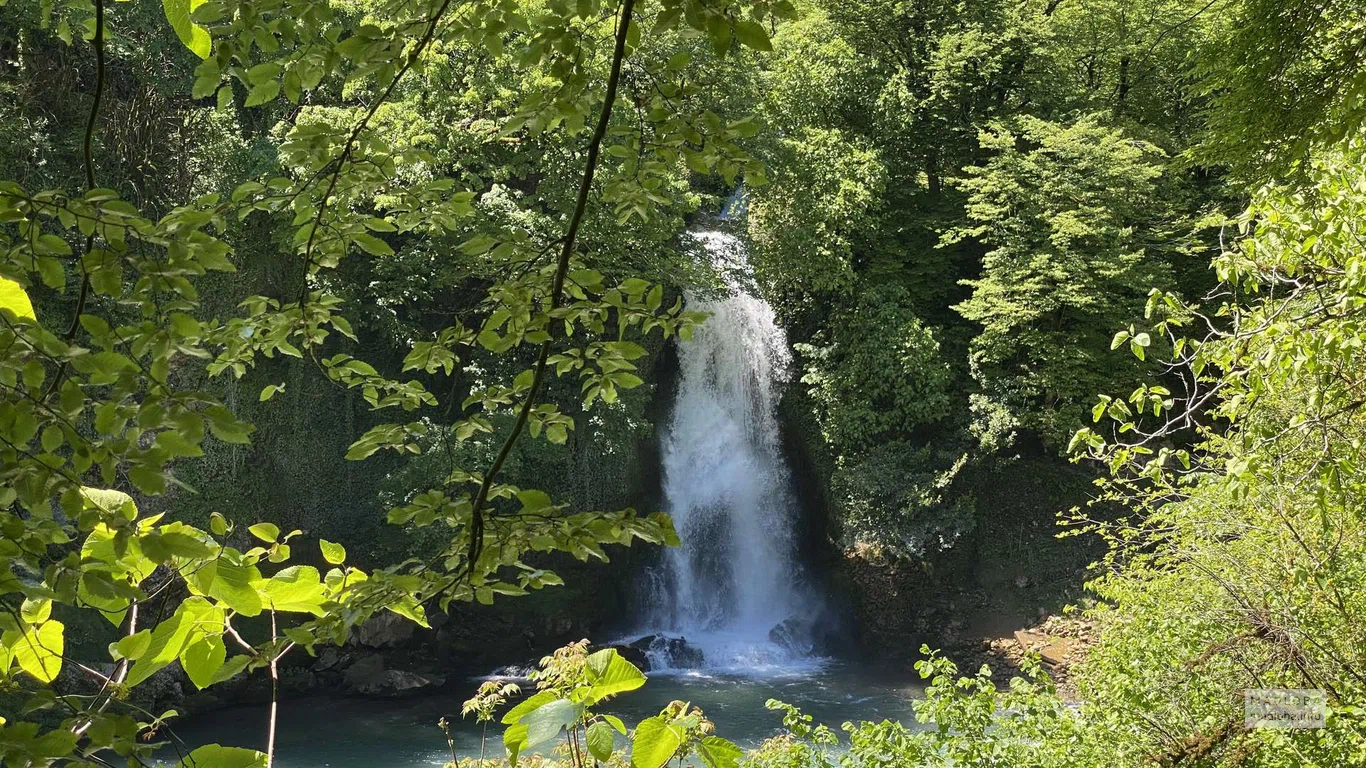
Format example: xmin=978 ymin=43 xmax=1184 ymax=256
xmin=80 ymin=487 xmax=138 ymax=520
xmin=13 ymin=620 xmax=64 ymax=683
xmin=503 ymin=722 xmax=529 ymax=766
xmin=203 ymin=558 xmax=264 ymax=616
xmin=114 ymin=629 xmax=152 ymax=661
xmin=386 ymin=597 xmax=428 ymax=628
xmin=247 ymin=522 xmax=279 ymax=543
xmin=584 ymin=648 xmax=646 ymax=704
xmin=179 ymin=744 xmax=266 ymax=767
xmin=522 ymin=698 xmax=583 ymax=748
xmin=79 ymin=521 xmax=156 ymax=625
xmin=142 ymin=525 xmax=217 ymax=562
xmin=127 ymin=597 xmax=220 ymax=687
xmin=162 ymin=0 xmax=211 ymax=58
xmin=501 ymin=689 xmax=558 ymax=725
xmin=586 ymin=720 xmax=616 ymax=762
xmin=696 ymin=736 xmax=744 ymax=768
xmin=319 ymin=539 xmax=346 ymax=565
xmin=630 ymin=716 xmax=683 ymax=768
xmin=0 ymin=277 xmax=34 ymax=321
xmin=210 ymin=654 xmax=251 ymax=685
xmin=180 ymin=635 xmax=226 ymax=689
xmin=732 ymin=20 xmax=773 ymax=51
xmin=259 ymin=566 xmax=326 ymax=615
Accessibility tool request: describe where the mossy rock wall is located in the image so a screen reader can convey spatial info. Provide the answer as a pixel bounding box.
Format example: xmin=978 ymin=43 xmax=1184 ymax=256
xmin=830 ymin=457 xmax=1107 ymax=658
xmin=148 ymin=310 xmax=677 ymax=666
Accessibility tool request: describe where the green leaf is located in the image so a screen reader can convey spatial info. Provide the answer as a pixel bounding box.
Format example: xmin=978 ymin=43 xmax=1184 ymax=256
xmin=732 ymin=20 xmax=773 ymax=51
xmin=352 ymin=233 xmax=395 ymax=256
xmin=21 ymin=598 xmax=51 ymax=624
xmin=696 ymin=736 xmax=743 ymax=768
xmin=477 ymin=329 xmax=503 ymax=351
xmin=162 ymin=0 xmax=212 ymax=58
xmin=501 ymin=690 xmax=559 ymax=725
xmin=630 ymin=716 xmax=683 ymax=768
xmin=127 ymin=598 xmax=221 ymax=687
xmin=386 ymin=598 xmax=429 ymax=628
xmin=259 ymin=566 xmax=326 ymax=615
xmin=245 ymin=80 xmax=280 ymax=107
xmin=504 ymin=722 xmax=529 ymax=766
xmin=115 ymin=629 xmax=153 ymax=661
xmin=14 ymin=621 xmax=64 ymax=683
xmin=517 ymin=489 xmax=553 ymax=512
xmin=40 ymin=426 xmax=62 ymax=452
xmin=205 ymin=406 xmax=253 ymax=444
xmin=204 ymin=559 xmax=264 ymax=616
xmin=320 ymin=539 xmax=346 ymax=565
xmin=178 ymin=745 xmax=267 ymax=768
xmin=586 ymin=720 xmax=616 ymax=762
xmin=522 ymin=698 xmax=583 ymax=748
xmin=584 ymin=648 xmax=645 ymax=704
xmin=0 ymin=278 xmax=35 ymax=322
xmin=248 ymin=523 xmax=279 ymax=543
xmin=80 ymin=487 xmax=139 ymax=520
xmin=180 ymin=635 xmax=227 ymax=689
xmin=211 ymin=654 xmax=252 ymax=685
xmin=546 ymin=424 xmax=568 ymax=444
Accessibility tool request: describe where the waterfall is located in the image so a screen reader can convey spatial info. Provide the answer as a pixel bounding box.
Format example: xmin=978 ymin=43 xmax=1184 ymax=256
xmin=632 ymin=231 xmax=818 ymax=674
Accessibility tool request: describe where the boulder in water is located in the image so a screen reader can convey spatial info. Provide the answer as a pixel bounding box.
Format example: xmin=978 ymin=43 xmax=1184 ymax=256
xmin=342 ymin=655 xmax=445 ymax=697
xmin=628 ymin=634 xmax=705 ymax=669
xmin=602 ymin=643 xmax=651 ymax=671
xmin=768 ymin=617 xmax=815 ymax=656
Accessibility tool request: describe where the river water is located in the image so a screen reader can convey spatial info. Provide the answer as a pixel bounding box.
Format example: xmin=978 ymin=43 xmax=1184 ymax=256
xmin=164 ymin=662 xmax=921 ymax=767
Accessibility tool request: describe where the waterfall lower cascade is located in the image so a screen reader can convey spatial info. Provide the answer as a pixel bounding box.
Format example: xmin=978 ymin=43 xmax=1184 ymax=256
xmin=629 ymin=231 xmax=822 ymax=675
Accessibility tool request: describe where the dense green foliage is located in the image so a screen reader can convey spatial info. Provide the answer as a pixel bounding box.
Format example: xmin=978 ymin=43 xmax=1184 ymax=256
xmin=737 ymin=2 xmax=1366 ymax=764
xmin=742 ymin=135 xmax=1366 ymax=767
xmin=4 ymin=0 xmax=1366 ymax=764
xmin=0 ymin=0 xmax=778 ymax=762
xmin=737 ymin=0 xmax=1239 ymax=554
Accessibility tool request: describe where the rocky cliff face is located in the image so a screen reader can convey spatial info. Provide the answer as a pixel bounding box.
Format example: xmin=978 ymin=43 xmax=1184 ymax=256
xmin=774 ymin=376 xmax=1108 ymax=665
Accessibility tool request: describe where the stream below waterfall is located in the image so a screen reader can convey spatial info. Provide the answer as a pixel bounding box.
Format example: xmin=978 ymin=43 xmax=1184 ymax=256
xmin=163 ymin=663 xmax=922 ymax=767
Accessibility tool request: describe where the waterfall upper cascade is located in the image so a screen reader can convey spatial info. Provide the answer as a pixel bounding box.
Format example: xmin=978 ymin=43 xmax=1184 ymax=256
xmin=631 ymin=231 xmax=822 ymax=675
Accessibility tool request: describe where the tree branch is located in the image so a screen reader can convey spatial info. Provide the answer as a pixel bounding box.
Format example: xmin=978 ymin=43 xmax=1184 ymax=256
xmin=42 ymin=0 xmax=104 ymax=401
xmin=458 ymin=0 xmax=637 ymax=579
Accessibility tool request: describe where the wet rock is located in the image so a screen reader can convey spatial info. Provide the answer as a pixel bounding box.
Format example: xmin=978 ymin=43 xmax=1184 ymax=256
xmin=628 ymin=634 xmax=704 ymax=669
xmin=602 ymin=643 xmax=651 ymax=671
xmin=316 ymin=647 xmax=354 ymax=672
xmin=342 ymin=655 xmax=445 ymax=696
xmin=768 ymin=618 xmax=814 ymax=655
xmin=353 ymin=612 xmax=416 ymax=648
xmin=136 ymin=664 xmax=187 ymax=710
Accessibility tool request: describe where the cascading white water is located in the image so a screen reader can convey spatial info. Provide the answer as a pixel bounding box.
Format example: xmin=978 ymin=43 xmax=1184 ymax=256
xmin=632 ymin=231 xmax=817 ymax=674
